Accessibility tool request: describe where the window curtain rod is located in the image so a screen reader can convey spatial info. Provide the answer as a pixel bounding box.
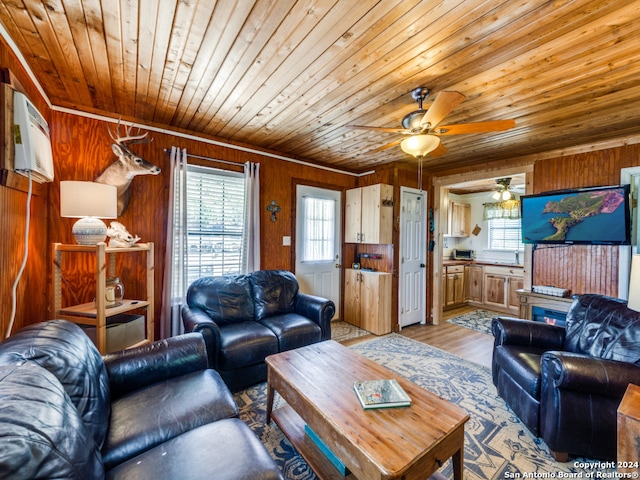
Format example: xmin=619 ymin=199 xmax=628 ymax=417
xmin=162 ymin=148 xmax=241 ymax=167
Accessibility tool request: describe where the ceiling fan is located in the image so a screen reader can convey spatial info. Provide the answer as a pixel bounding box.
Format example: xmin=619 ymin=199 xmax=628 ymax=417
xmin=347 ymin=87 xmax=516 ymax=158
xmin=492 ymin=177 xmax=515 ymax=201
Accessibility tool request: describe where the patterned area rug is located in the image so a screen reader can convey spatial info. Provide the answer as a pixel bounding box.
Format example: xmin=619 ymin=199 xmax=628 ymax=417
xmin=233 ymin=335 xmax=613 ymax=480
xmin=446 ymin=309 xmax=501 ymax=335
xmin=330 ymin=320 xmax=370 ymax=343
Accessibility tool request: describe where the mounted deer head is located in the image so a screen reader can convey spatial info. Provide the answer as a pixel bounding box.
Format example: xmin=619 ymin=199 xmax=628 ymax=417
xmin=95 ymin=120 xmax=161 ymax=216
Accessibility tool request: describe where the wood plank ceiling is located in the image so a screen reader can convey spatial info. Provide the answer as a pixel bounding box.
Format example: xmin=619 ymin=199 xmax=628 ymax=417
xmin=1 ymin=0 xmax=639 ymax=174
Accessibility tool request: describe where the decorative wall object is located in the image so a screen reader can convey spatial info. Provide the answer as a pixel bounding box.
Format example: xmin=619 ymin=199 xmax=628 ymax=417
xmin=95 ymin=121 xmax=161 ymax=216
xmin=266 ymin=200 xmax=280 ymax=222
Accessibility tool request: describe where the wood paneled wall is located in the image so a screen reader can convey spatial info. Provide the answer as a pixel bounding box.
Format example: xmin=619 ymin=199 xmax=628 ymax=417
xmin=48 ymin=111 xmax=358 ymax=339
xmin=0 ymin=37 xmax=52 ymax=338
xmin=531 ymin=145 xmax=640 ymax=296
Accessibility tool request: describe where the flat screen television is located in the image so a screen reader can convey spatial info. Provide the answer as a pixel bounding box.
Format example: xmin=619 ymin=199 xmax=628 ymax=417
xmin=520 ymin=184 xmax=631 ymax=245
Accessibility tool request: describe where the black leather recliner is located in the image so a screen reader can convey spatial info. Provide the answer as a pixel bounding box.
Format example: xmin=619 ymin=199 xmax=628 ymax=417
xmin=182 ymin=270 xmax=335 ymax=391
xmin=492 ymin=294 xmax=640 ymax=461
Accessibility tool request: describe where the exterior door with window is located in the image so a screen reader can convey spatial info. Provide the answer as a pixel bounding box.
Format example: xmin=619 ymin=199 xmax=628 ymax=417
xmin=295 ymin=185 xmax=341 ymax=319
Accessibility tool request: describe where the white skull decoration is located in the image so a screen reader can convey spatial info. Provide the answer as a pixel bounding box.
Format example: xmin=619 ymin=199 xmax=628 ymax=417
xmin=107 ymin=221 xmax=140 ymax=248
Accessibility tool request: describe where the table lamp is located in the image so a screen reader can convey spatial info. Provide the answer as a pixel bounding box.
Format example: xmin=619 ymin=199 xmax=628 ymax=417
xmin=60 ymin=181 xmax=117 ymax=245
xmin=628 ymin=254 xmax=640 ymax=312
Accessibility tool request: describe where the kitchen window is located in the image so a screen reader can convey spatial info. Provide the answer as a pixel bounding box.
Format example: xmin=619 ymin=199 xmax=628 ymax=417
xmin=488 ymin=218 xmax=523 ymax=251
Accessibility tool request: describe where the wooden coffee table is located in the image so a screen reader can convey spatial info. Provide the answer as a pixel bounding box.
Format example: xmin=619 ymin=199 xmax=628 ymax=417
xmin=266 ymin=340 xmax=469 ymax=480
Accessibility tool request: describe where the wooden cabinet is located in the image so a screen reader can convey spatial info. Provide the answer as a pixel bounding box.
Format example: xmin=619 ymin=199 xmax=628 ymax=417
xmin=448 ymin=201 xmax=470 ymax=237
xmin=344 ymin=268 xmax=391 ymax=335
xmin=344 ymin=269 xmax=361 ymax=327
xmin=618 ymin=384 xmax=640 ymax=471
xmin=345 ymin=184 xmax=393 ymax=244
xmin=483 ymin=265 xmax=523 ymax=314
xmin=52 ymin=242 xmax=154 ymax=354
xmin=443 ymin=265 xmax=466 ymax=310
xmin=466 ymin=265 xmax=483 ymax=303
xmin=484 ymin=274 xmax=507 ymax=308
xmin=507 ymin=275 xmax=524 ymax=310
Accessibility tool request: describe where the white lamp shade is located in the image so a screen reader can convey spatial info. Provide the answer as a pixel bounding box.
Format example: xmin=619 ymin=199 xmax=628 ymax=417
xmin=400 ymin=134 xmax=440 ymax=158
xmin=60 ymin=181 xmax=117 ymax=245
xmin=60 ymin=181 xmax=117 ymax=219
xmin=628 ymin=254 xmax=640 ymax=312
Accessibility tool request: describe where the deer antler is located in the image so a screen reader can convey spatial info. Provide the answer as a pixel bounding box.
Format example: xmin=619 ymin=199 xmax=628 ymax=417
xmin=108 ymin=119 xmax=153 ymax=145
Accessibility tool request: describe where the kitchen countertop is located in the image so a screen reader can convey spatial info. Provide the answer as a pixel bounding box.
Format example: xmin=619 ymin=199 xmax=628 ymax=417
xmin=443 ymin=260 xmax=524 ymax=268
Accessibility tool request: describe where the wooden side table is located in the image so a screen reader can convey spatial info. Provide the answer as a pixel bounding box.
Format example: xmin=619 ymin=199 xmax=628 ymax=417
xmin=618 ymin=383 xmax=640 ymax=472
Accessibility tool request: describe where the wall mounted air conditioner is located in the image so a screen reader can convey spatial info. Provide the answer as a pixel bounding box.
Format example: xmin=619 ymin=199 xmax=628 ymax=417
xmin=13 ymin=91 xmax=54 ymax=183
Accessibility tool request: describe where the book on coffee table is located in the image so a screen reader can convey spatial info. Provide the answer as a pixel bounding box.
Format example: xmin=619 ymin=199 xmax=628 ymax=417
xmin=304 ymin=424 xmax=350 ymax=475
xmin=353 ymin=379 xmax=411 ymax=409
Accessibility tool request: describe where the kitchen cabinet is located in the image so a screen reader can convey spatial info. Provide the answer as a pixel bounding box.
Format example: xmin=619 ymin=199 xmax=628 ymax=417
xmin=448 ymin=201 xmax=470 ymax=237
xmin=344 ymin=268 xmax=392 ymax=334
xmin=52 ymin=242 xmax=154 ymax=354
xmin=466 ymin=265 xmax=483 ymax=303
xmin=483 ymin=265 xmax=523 ymax=314
xmin=508 ymin=275 xmax=525 ymax=310
xmin=443 ymin=265 xmax=466 ymax=309
xmin=345 ymin=184 xmax=393 ymax=244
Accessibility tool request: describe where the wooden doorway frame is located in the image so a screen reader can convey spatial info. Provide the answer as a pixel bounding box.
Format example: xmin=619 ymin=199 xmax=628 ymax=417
xmin=431 ymin=165 xmax=534 ymax=325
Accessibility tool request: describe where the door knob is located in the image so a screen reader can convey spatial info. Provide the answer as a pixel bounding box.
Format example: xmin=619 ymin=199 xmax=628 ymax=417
xmin=420 ymin=263 xmax=426 ymax=268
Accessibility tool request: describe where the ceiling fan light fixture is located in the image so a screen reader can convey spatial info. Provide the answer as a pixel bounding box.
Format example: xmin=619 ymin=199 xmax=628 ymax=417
xmin=400 ymin=134 xmax=440 ymax=158
xmin=490 ymin=177 xmax=515 ymax=201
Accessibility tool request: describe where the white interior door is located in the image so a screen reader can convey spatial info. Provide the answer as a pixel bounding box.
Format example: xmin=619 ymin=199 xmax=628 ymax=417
xmin=399 ymin=187 xmax=427 ymax=327
xmin=295 ymin=185 xmax=342 ymax=319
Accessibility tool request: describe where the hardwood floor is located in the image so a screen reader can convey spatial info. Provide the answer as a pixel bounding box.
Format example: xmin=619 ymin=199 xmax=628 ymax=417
xmin=342 ymin=306 xmax=497 ymax=369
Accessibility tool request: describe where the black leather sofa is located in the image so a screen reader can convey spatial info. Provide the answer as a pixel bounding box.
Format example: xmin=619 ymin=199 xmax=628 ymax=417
xmin=0 ymin=320 xmax=283 ymax=480
xmin=492 ymin=294 xmax=640 ymax=461
xmin=182 ymin=270 xmax=335 ymax=391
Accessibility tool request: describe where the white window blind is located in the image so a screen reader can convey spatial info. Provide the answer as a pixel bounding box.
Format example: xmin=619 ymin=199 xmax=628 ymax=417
xmin=488 ymin=218 xmax=523 ymax=250
xmin=182 ymin=165 xmax=245 ymax=285
xmin=301 ymin=196 xmax=335 ymax=262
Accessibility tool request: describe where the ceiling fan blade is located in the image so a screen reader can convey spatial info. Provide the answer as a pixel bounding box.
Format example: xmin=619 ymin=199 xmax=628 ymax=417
xmin=347 ymin=125 xmax=411 ymax=134
xmin=371 ymin=139 xmax=402 ymax=153
xmin=429 ymin=142 xmax=448 ymax=157
xmin=419 ymin=91 xmax=466 ymax=129
xmin=434 ymin=119 xmax=516 ymax=135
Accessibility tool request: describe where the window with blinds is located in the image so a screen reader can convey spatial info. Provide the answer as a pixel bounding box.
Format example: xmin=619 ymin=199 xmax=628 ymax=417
xmin=488 ymin=218 xmax=523 ymax=251
xmin=183 ymin=165 xmax=245 ymax=285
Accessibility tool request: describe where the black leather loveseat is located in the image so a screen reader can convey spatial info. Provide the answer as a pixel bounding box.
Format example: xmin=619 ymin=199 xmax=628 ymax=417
xmin=492 ymin=293 xmax=640 ymax=461
xmin=182 ymin=270 xmax=335 ymax=391
xmin=0 ymin=319 xmax=283 ymax=480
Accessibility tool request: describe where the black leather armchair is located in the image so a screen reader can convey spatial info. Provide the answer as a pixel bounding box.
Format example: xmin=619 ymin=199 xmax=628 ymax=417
xmin=182 ymin=270 xmax=335 ymax=391
xmin=0 ymin=320 xmax=283 ymax=480
xmin=492 ymin=294 xmax=640 ymax=461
